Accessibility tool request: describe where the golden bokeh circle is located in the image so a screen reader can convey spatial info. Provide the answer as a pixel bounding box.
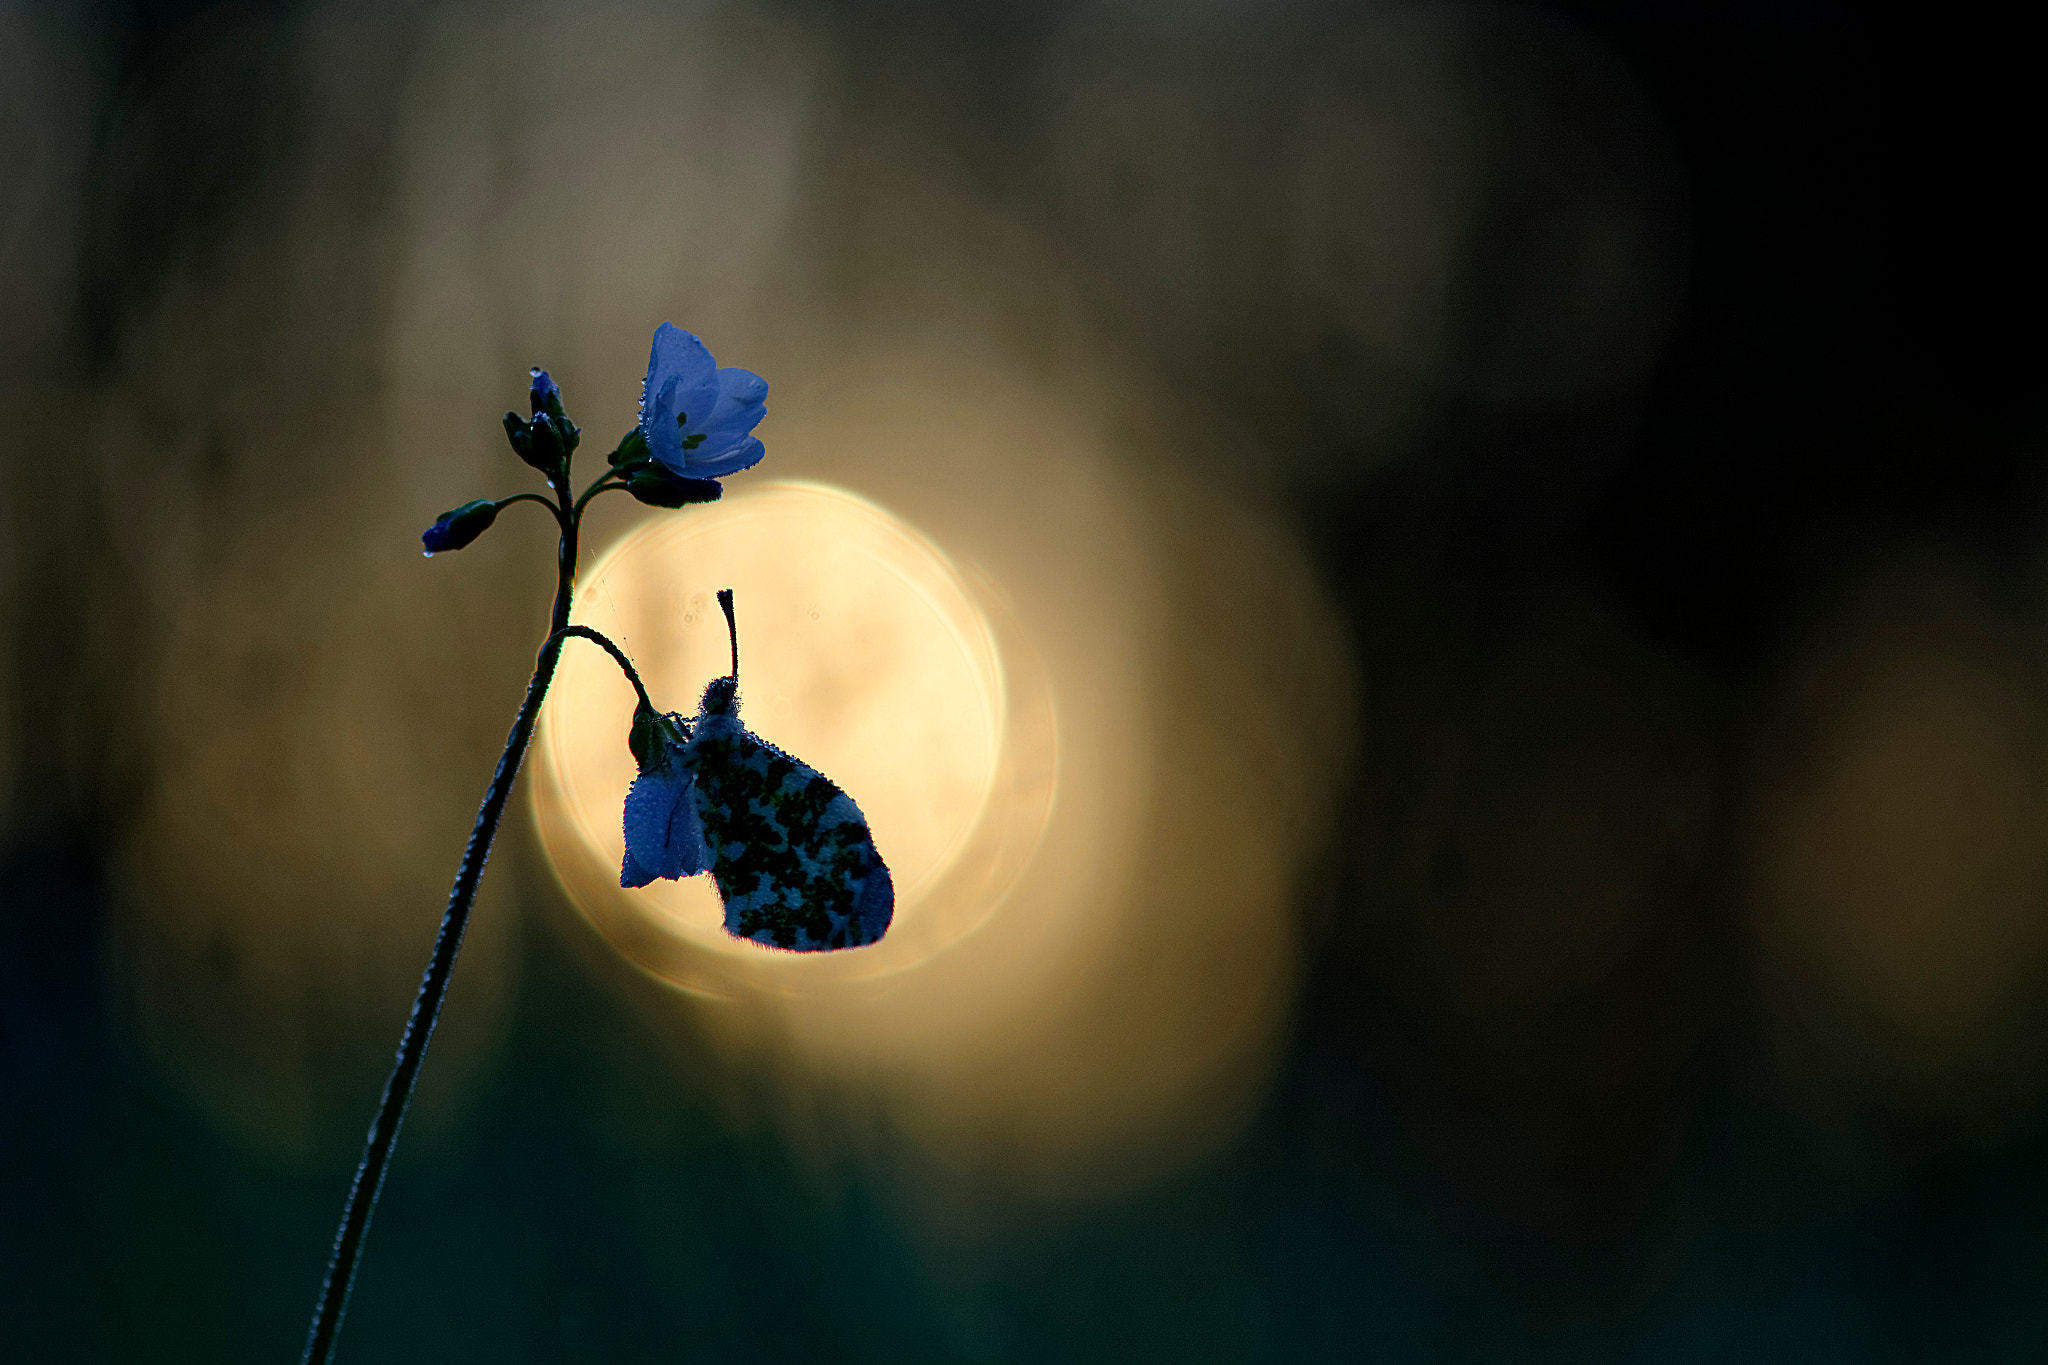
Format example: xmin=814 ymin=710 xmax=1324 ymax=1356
xmin=533 ymin=481 xmax=1055 ymax=995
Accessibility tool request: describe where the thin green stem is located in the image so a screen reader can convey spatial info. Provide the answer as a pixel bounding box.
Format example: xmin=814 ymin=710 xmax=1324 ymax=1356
xmin=577 ymin=458 xmax=627 ymax=503
xmin=573 ymin=474 xmax=632 ymax=517
xmin=494 ymin=489 xmax=567 ymax=527
xmin=548 ymin=625 xmax=657 ymax=713
xmin=302 ymin=472 xmax=581 ymax=1365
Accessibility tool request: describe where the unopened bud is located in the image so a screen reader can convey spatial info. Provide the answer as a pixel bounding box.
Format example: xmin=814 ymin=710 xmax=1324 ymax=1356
xmin=421 ymin=499 xmax=500 ymax=555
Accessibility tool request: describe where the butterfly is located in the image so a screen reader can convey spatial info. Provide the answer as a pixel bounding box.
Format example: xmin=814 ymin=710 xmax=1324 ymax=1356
xmin=619 ymin=589 xmax=894 ymax=951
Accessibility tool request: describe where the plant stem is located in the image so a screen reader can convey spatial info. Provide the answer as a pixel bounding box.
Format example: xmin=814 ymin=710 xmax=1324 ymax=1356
xmin=493 ymin=489 xmax=568 ymax=528
xmin=301 ymin=475 xmax=580 ymax=1365
xmin=572 ymin=475 xmax=630 ymax=517
xmin=549 ymin=625 xmax=657 ymax=714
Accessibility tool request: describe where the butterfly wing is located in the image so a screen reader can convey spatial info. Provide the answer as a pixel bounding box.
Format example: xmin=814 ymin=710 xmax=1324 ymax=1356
xmin=619 ymin=725 xmax=712 ymax=889
xmin=687 ymin=721 xmax=894 ymax=951
xmin=619 ymin=772 xmax=711 ymax=888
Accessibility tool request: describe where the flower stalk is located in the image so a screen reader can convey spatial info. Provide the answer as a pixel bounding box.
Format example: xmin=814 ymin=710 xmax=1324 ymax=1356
xmin=302 ymin=327 xmax=769 ymax=1364
xmin=300 ymin=469 xmax=579 ymax=1365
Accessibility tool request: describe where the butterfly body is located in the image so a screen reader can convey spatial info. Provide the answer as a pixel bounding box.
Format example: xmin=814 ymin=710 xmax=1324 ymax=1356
xmin=620 ymin=669 xmax=894 ymax=952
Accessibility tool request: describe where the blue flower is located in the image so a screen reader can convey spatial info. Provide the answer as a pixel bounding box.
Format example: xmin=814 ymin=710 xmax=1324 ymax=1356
xmin=619 ymin=720 xmax=711 ymax=888
xmin=638 ymin=323 xmax=767 ymax=480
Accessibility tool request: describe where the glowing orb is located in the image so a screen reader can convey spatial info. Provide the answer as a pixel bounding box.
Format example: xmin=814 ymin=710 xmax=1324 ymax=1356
xmin=533 ymin=481 xmax=1054 ymax=994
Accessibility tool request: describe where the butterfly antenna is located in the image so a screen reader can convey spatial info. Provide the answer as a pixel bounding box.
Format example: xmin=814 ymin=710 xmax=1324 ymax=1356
xmin=717 ymin=588 xmax=738 ymax=680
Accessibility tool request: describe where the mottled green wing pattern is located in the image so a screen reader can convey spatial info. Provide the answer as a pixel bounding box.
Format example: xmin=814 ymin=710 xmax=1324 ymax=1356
xmin=689 ymin=728 xmax=895 ymax=951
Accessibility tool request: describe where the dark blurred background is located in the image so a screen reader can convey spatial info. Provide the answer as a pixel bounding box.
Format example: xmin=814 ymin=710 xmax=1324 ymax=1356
xmin=6 ymin=0 xmax=2048 ymax=1359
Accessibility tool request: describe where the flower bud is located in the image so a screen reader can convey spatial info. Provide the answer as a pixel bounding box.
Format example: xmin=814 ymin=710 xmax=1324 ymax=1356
xmin=527 ymin=413 xmax=565 ymax=467
xmin=421 ymin=499 xmax=500 ymax=555
xmin=529 ymin=367 xmax=565 ymax=420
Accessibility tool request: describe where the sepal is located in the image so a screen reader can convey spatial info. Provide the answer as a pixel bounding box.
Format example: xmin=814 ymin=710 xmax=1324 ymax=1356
xmin=624 ymin=464 xmax=722 ymax=508
xmin=503 ymin=411 xmax=535 ymax=463
xmin=527 ymin=413 xmax=575 ymax=469
xmin=609 ymin=426 xmax=651 ymax=468
xmin=628 ymin=704 xmax=691 ymax=771
xmin=507 ymin=401 xmax=577 ymax=475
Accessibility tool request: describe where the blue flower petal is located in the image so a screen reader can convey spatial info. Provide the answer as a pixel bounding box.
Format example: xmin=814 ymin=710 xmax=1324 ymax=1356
xmin=673 ymin=369 xmax=767 ymax=472
xmin=685 ymin=435 xmax=764 ymax=479
xmin=639 ymin=324 xmax=721 ymax=475
xmin=704 ymin=368 xmax=767 ymax=434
